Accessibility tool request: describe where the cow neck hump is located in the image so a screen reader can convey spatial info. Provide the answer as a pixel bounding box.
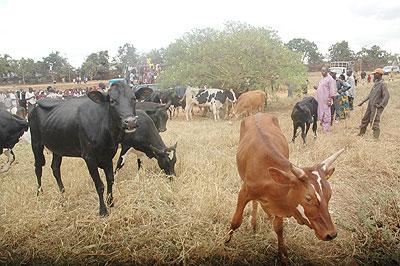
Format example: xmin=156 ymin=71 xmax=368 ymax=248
xmin=254 ymin=114 xmax=291 ymax=170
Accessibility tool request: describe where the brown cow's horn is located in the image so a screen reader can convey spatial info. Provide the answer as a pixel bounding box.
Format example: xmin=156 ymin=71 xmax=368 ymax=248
xmin=290 ymin=164 xmax=305 ymax=178
xmin=321 ymin=149 xmax=345 ymax=169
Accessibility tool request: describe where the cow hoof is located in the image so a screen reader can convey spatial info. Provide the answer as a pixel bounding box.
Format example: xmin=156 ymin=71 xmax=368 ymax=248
xmin=224 ymin=229 xmax=234 ymax=244
xmin=99 ymin=208 xmax=109 ymax=217
xmin=60 ymin=187 xmax=65 ymax=193
xmin=106 ymin=195 xmax=114 ymax=207
xmin=36 ymin=187 xmax=43 ymax=196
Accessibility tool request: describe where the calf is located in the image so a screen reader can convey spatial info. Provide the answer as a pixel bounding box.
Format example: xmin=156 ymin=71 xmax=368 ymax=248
xmin=185 ymin=88 xmax=236 ymax=121
xmin=291 ymin=96 xmax=318 ymax=144
xmin=231 ymin=90 xmax=266 ymax=118
xmin=115 ymin=110 xmax=177 ymax=177
xmin=226 ymin=113 xmax=344 ymax=263
xmin=0 ymin=110 xmax=29 ymax=172
xmin=136 ymin=102 xmax=169 ymax=132
xmin=29 ymin=82 xmax=137 ymax=216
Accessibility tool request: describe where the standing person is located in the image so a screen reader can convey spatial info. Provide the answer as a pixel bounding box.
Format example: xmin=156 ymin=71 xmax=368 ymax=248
xmin=357 ymin=68 xmax=390 ymax=139
xmin=25 ymin=87 xmax=36 ymax=112
xmin=346 ymin=69 xmax=356 ymax=110
xmin=367 ymin=74 xmax=372 ymax=83
xmin=361 ymin=70 xmax=366 ymax=84
xmin=330 ymin=71 xmax=350 ymax=122
xmin=315 ymin=67 xmax=337 ymax=132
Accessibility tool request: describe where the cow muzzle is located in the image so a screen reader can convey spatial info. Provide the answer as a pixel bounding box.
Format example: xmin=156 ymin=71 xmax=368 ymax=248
xmin=123 ymin=116 xmax=138 ymax=133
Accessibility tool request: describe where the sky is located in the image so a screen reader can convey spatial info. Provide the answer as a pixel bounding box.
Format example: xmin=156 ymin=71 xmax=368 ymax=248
xmin=1 ymin=0 xmax=399 ymax=68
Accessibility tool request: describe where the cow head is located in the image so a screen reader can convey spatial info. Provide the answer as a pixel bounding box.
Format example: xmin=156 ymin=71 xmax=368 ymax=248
xmin=149 ymin=105 xmax=168 ymax=132
xmin=150 ymin=142 xmax=177 ymax=176
xmin=268 ymin=149 xmax=345 ymax=241
xmin=88 ymin=81 xmax=137 ymax=133
xmin=225 ymin=89 xmax=237 ymax=103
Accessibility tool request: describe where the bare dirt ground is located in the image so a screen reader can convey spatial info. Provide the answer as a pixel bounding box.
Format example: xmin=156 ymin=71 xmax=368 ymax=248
xmin=0 ymin=75 xmax=399 ymax=265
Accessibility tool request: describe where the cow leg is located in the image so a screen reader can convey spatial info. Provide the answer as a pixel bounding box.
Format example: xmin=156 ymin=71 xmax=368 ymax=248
xmin=312 ymin=117 xmax=318 ymax=139
xmin=251 ymin=200 xmax=258 ymax=232
xmin=186 ymin=104 xmax=192 ymax=121
xmin=51 ymin=154 xmax=65 ymax=193
xmin=0 ymin=149 xmax=15 ymax=173
xmin=305 ymin=122 xmax=311 ymax=142
xmin=32 ymin=143 xmax=45 ymax=195
xmin=226 ymin=185 xmax=250 ymax=243
xmin=103 ymin=162 xmax=114 ymax=208
xmin=212 ymin=104 xmax=218 ymax=121
xmin=273 ymin=216 xmax=289 ymax=263
xmin=114 ymin=147 xmax=130 ymax=176
xmin=291 ymin=123 xmax=298 ymax=143
xmin=85 ymin=159 xmax=108 ymax=217
xmin=300 ymin=124 xmax=306 ymax=144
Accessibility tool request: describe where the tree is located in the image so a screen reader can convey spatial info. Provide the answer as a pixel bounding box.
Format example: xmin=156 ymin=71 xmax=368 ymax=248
xmin=146 ymin=48 xmax=166 ymax=66
xmin=43 ymin=51 xmax=72 ymax=82
xmin=158 ymin=21 xmax=307 ymax=93
xmin=286 ymin=38 xmax=323 ymax=64
xmin=81 ymin=51 xmax=110 ymax=80
xmin=113 ymin=43 xmax=139 ymax=76
xmin=12 ymin=58 xmax=36 ymax=84
xmin=356 ymin=45 xmax=392 ymax=70
xmin=328 ymin=41 xmax=354 ymax=61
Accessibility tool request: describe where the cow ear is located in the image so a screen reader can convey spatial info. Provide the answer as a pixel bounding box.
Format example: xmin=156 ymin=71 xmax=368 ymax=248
xmin=149 ymin=144 xmax=164 ymax=156
xmin=88 ymin=91 xmax=109 ymax=104
xmin=268 ymin=167 xmax=297 ymax=185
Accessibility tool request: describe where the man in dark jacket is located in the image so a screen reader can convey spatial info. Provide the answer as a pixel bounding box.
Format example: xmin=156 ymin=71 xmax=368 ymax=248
xmin=357 ymin=68 xmax=390 ymax=139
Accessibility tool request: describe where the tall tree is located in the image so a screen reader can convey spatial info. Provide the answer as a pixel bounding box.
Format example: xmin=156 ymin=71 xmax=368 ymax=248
xmin=159 ymin=21 xmax=306 ymax=93
xmin=356 ymin=45 xmax=392 ymax=70
xmin=81 ymin=50 xmax=110 ymax=80
xmin=328 ymin=41 xmax=354 ymax=61
xmin=113 ymin=43 xmax=139 ymax=76
xmin=43 ymin=51 xmax=72 ymax=82
xmin=13 ymin=58 xmax=36 ymax=84
xmin=286 ymin=38 xmax=323 ymax=64
xmin=0 ymin=54 xmax=13 ymax=76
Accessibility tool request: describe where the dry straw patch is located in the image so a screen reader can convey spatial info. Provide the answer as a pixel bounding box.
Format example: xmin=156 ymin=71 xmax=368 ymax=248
xmin=0 ymin=77 xmax=399 ymax=265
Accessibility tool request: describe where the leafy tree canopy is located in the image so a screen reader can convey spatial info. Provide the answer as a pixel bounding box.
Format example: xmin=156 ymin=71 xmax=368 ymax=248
xmin=159 ymin=21 xmax=307 ymax=92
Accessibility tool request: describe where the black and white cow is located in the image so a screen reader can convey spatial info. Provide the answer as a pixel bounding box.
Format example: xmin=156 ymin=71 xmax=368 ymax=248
xmin=185 ymin=87 xmax=237 ymax=121
xmin=29 ymin=82 xmax=137 ymax=216
xmin=291 ymin=96 xmax=318 ymax=144
xmin=136 ymin=102 xmax=170 ymax=132
xmin=115 ymin=110 xmax=177 ymax=177
xmin=0 ymin=109 xmax=29 ymax=172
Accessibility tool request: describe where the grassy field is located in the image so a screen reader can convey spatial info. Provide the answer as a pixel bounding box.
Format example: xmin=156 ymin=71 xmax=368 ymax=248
xmin=0 ymin=75 xmax=399 ymax=265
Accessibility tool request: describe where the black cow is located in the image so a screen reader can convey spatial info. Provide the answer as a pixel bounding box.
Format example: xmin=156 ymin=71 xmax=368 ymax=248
xmin=135 ymin=87 xmax=184 ymax=119
xmin=291 ymin=97 xmax=318 ymax=144
xmin=0 ymin=110 xmax=29 ymax=172
xmin=136 ymin=102 xmax=170 ymax=132
xmin=29 ymin=82 xmax=137 ymax=216
xmin=115 ymin=110 xmax=177 ymax=177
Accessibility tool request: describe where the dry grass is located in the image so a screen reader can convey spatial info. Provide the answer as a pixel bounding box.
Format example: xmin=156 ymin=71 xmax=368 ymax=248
xmin=0 ymin=76 xmax=399 ymax=265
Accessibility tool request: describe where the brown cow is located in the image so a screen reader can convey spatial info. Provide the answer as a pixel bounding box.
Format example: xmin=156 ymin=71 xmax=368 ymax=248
xmin=226 ymin=113 xmax=344 ymax=263
xmin=230 ymin=90 xmax=266 ymax=118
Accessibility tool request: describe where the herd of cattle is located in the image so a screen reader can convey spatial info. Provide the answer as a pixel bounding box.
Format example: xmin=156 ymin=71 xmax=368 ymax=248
xmin=0 ymin=82 xmax=344 ymax=262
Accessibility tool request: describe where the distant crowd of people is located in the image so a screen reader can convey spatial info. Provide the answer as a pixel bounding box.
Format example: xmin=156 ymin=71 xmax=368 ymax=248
xmin=0 ymin=86 xmax=96 ymax=114
xmin=127 ymin=64 xmax=162 ymax=86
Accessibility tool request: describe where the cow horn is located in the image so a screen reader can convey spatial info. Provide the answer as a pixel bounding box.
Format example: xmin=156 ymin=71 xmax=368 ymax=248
xmin=321 ymin=149 xmax=345 ymax=169
xmin=290 ymin=164 xmax=305 ymax=178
